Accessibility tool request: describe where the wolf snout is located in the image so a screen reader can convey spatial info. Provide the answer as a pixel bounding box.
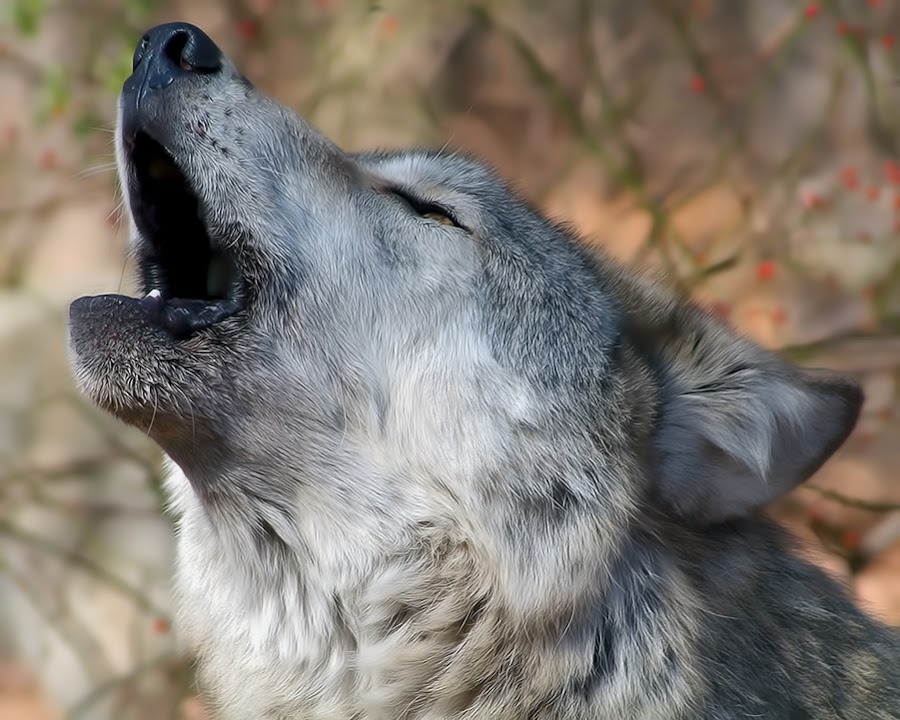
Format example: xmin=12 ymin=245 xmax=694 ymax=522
xmin=133 ymin=22 xmax=223 ymax=77
xmin=122 ymin=22 xmax=223 ymax=120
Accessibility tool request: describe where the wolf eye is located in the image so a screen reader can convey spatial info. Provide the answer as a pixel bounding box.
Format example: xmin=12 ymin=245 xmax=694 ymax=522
xmin=388 ymin=187 xmax=463 ymax=229
xmin=420 ymin=209 xmax=457 ymax=226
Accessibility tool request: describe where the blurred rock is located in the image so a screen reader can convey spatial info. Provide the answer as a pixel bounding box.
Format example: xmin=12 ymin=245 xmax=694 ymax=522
xmin=855 ymin=540 xmax=900 ymax=627
xmin=797 ymin=454 xmax=900 ymax=535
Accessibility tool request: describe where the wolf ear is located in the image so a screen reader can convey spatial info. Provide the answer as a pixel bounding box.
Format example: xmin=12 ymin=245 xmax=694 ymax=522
xmin=636 ymin=303 xmax=863 ymax=528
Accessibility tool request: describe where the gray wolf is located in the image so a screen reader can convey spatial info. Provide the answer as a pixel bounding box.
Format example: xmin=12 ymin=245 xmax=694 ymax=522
xmin=67 ymin=22 xmax=900 ymax=719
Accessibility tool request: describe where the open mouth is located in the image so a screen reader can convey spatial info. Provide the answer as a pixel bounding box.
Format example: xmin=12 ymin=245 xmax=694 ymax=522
xmin=127 ymin=132 xmax=243 ymax=339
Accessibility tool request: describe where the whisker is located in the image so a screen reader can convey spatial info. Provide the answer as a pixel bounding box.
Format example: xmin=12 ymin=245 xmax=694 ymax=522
xmin=146 ymin=386 xmax=159 ymax=437
xmin=117 ymin=255 xmax=128 ymax=295
xmin=106 ymin=196 xmax=127 ymax=228
xmin=76 ymin=163 xmax=118 ymax=179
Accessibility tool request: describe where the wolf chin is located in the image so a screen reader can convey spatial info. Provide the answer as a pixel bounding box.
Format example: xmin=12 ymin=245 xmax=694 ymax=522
xmin=67 ymin=22 xmax=900 ymax=719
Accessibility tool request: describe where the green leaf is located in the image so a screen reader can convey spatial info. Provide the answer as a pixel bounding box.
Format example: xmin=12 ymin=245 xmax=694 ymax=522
xmin=100 ymin=45 xmax=135 ymax=95
xmin=33 ymin=64 xmax=68 ymax=126
xmin=124 ymin=0 xmax=160 ymax=24
xmin=73 ymin=112 xmax=103 ymax=137
xmin=11 ymin=0 xmax=45 ymax=37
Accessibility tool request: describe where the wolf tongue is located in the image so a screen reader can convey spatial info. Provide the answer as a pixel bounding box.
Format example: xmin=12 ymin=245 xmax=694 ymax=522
xmin=158 ymin=297 xmax=241 ymax=339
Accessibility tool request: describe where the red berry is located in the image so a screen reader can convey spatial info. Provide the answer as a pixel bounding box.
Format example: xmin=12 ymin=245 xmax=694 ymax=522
xmin=381 ymin=16 xmax=399 ymax=37
xmin=887 ymin=161 xmax=900 ymax=185
xmin=1 ymin=124 xmax=18 ymax=145
xmin=841 ymin=166 xmax=860 ymax=191
xmin=803 ymin=192 xmax=825 ymax=209
xmin=39 ymin=149 xmax=58 ymax=170
xmin=755 ymin=260 xmax=777 ymax=281
xmin=236 ymin=18 xmax=259 ymax=41
xmin=840 ymin=530 xmax=861 ymax=551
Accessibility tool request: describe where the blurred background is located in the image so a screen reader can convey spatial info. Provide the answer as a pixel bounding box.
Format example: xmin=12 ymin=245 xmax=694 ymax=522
xmin=1 ymin=0 xmax=899 ymax=717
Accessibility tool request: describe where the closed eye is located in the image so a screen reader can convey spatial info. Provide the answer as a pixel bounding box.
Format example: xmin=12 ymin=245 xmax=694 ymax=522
xmin=388 ymin=187 xmax=464 ymax=229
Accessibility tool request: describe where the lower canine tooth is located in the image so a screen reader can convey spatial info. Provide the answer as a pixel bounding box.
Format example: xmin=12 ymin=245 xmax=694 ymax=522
xmin=139 ymin=287 xmax=164 ymax=318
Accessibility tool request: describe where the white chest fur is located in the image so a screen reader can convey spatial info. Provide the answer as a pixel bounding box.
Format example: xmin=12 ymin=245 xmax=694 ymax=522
xmin=165 ymin=463 xmax=363 ymax=719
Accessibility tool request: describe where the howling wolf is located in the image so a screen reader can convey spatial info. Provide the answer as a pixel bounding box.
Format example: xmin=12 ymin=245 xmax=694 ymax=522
xmin=68 ymin=22 xmax=900 ymax=720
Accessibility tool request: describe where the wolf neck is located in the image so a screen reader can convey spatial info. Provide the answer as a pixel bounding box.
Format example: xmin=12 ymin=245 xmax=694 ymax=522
xmin=166 ymin=456 xmax=705 ymax=717
xmin=165 ymin=423 xmax=645 ymax=625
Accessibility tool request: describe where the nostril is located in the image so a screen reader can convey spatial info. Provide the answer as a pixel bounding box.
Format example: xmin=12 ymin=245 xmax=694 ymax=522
xmin=129 ymin=22 xmax=224 ymax=92
xmin=164 ymin=30 xmax=192 ymax=71
xmin=162 ymin=25 xmax=222 ymax=74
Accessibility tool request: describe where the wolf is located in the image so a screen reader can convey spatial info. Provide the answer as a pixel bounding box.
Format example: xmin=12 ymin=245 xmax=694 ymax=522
xmin=67 ymin=21 xmax=900 ymax=720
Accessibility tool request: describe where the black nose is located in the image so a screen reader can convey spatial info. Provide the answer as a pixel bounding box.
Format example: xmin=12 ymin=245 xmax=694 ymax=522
xmin=131 ymin=22 xmax=222 ymax=92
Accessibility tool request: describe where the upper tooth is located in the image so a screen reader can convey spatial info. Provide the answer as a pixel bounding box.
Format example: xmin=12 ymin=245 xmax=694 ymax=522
xmin=146 ymin=289 xmax=162 ymax=299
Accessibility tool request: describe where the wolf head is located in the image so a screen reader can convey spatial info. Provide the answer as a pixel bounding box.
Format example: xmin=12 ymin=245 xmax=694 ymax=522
xmin=68 ymin=22 xmax=861 ymax=552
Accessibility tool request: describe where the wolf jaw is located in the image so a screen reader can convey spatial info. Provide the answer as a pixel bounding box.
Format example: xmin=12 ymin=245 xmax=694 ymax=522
xmin=122 ymin=130 xmax=245 ymax=340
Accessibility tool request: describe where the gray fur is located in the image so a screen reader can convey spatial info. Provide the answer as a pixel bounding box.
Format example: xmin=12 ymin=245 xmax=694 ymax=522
xmin=68 ymin=25 xmax=900 ymax=719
